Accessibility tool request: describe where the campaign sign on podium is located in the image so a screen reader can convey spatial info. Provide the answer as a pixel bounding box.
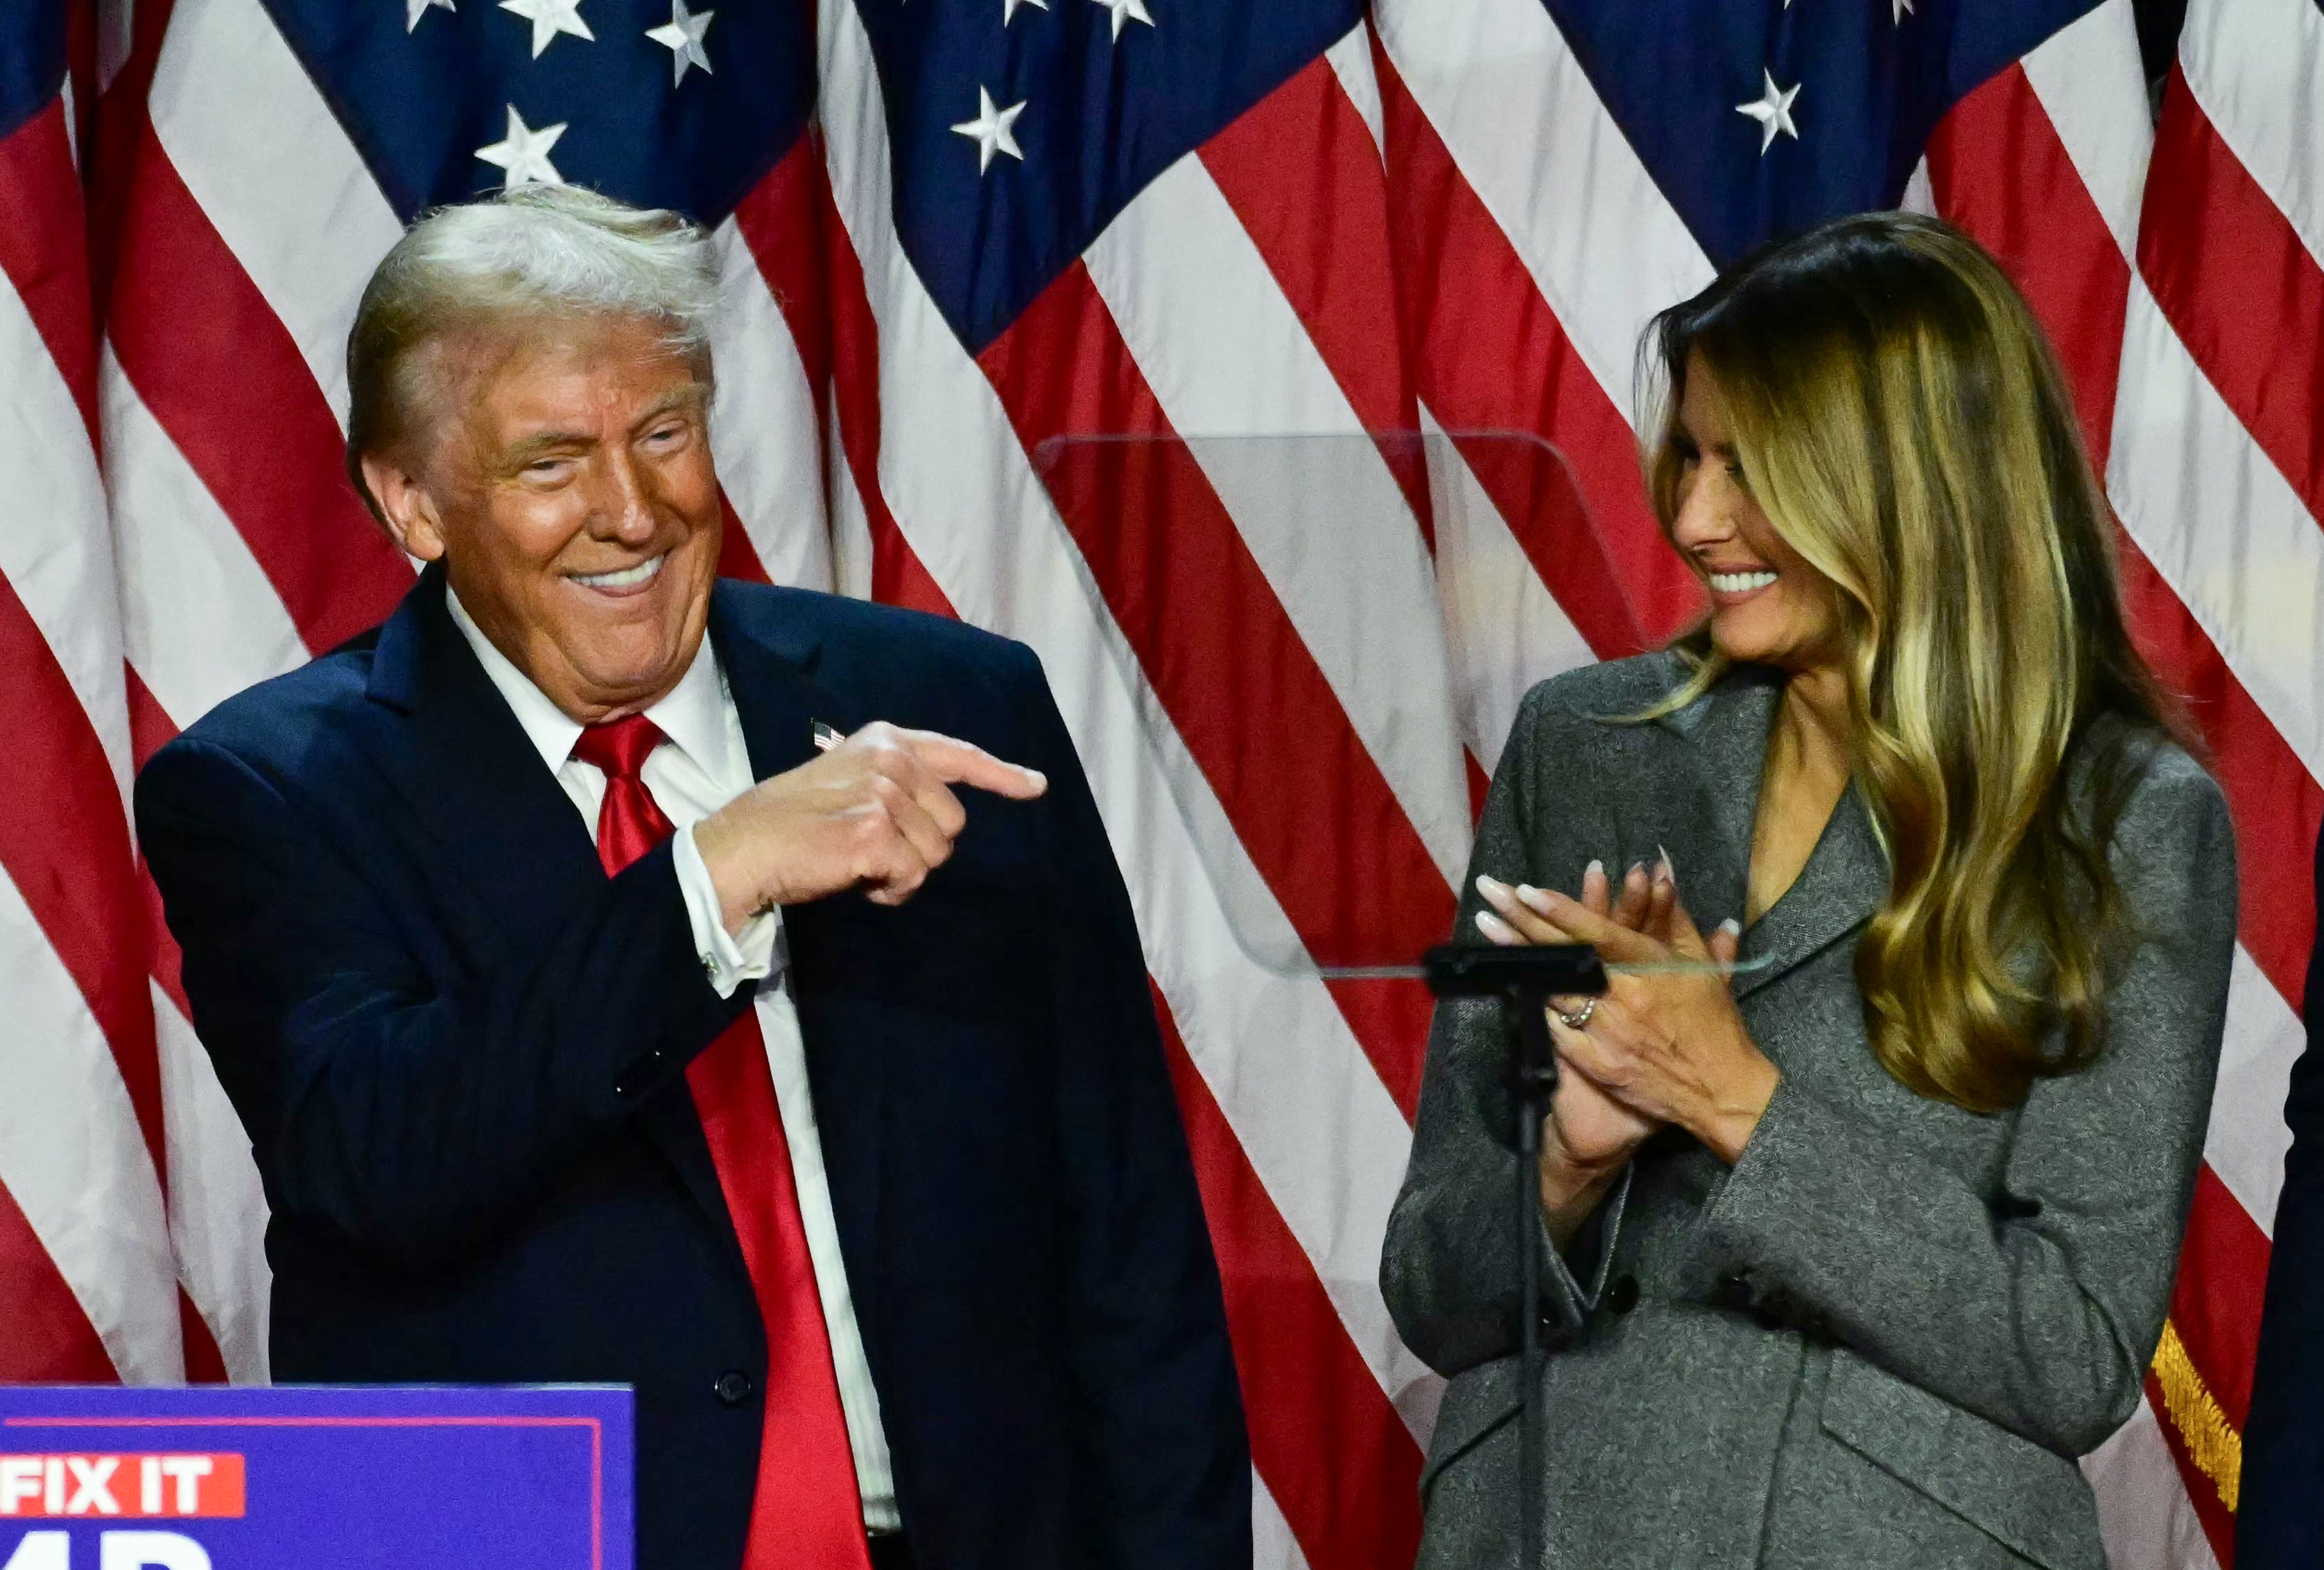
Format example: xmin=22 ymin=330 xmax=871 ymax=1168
xmin=0 ymin=1386 xmax=630 ymax=1570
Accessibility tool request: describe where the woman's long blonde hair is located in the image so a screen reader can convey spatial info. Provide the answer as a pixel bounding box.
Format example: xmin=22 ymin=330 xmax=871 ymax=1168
xmin=1641 ymin=212 xmax=2180 ymax=1114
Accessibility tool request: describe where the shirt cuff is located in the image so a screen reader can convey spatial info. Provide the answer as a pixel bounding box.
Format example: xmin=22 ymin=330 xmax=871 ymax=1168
xmin=673 ymin=822 xmax=777 ymax=998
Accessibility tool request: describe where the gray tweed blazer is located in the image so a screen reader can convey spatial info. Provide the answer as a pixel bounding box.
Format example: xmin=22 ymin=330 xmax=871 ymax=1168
xmin=1381 ymin=653 xmax=2237 ymax=1570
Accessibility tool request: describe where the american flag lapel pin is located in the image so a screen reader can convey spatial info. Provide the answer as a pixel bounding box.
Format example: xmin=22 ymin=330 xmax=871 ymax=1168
xmin=811 ymin=721 xmax=844 ymax=753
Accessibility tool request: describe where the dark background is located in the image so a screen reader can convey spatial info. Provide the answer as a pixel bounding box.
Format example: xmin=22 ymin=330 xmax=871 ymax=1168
xmin=2135 ymin=0 xmax=2188 ymax=110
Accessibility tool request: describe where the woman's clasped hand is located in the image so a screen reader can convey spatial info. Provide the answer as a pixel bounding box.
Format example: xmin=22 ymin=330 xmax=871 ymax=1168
xmin=1474 ymin=859 xmax=1780 ymax=1236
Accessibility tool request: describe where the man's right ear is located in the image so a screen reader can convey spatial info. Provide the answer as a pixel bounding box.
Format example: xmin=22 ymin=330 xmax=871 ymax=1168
xmin=361 ymin=454 xmax=447 ymax=562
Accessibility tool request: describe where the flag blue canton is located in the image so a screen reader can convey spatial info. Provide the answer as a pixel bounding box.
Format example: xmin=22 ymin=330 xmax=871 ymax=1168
xmin=259 ymin=0 xmax=815 ymax=225
xmin=0 ymin=0 xmax=65 ymax=143
xmin=1545 ymin=0 xmax=2106 ymax=267
xmin=857 ymin=0 xmax=1359 ymax=354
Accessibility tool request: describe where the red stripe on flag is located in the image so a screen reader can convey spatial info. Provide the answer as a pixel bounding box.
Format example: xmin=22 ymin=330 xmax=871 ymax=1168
xmin=1154 ymin=983 xmax=1424 ymax=1570
xmin=0 ymin=1176 xmax=117 ymax=1381
xmin=180 ymin=1289 xmax=228 ymax=1384
xmin=1926 ymin=64 xmax=2128 ymax=467
xmin=2144 ymin=1358 xmax=2239 ymax=1560
xmin=980 ymin=261 xmax=1454 ymax=1111
xmin=1932 ymin=64 xmax=2323 ymax=1014
xmin=0 ymin=576 xmax=165 ymax=1171
xmin=2142 ymin=66 xmax=2324 ymax=532
xmin=718 ymin=491 xmax=772 ymax=584
xmin=105 ymin=125 xmax=410 ymax=655
xmin=2172 ymin=1164 xmax=2272 ymax=1433
xmin=733 ymin=143 xmax=958 ymax=621
xmin=2120 ymin=544 xmax=2323 ymax=1008
xmin=0 ymin=99 xmax=98 ymax=442
xmin=1200 ymin=58 xmax=1434 ymax=542
xmin=1373 ymin=44 xmax=1695 ymax=654
xmin=733 ymin=141 xmax=834 ymax=399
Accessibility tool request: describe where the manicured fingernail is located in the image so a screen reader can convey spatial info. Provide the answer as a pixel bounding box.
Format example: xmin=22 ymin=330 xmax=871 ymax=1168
xmin=1585 ymin=859 xmax=1605 ymax=881
xmin=1516 ymin=885 xmax=1556 ymax=916
xmin=1475 ymin=874 xmax=1507 ymax=899
xmin=1627 ymin=861 xmax=1647 ymax=883
xmin=1718 ymin=917 xmax=1742 ymax=938
xmin=1475 ymin=911 xmax=1518 ymax=942
xmin=1656 ymin=844 xmax=1675 ymax=882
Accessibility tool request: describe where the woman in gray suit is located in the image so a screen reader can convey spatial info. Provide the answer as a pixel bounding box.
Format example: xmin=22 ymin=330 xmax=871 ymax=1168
xmin=1382 ymin=211 xmax=2237 ymax=1570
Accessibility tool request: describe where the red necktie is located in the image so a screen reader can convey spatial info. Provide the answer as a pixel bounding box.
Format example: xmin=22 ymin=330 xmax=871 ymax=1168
xmin=573 ymin=715 xmax=874 ymax=1570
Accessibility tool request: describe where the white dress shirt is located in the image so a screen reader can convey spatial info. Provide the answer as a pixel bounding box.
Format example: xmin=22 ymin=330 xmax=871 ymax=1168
xmin=446 ymin=589 xmax=900 ymax=1532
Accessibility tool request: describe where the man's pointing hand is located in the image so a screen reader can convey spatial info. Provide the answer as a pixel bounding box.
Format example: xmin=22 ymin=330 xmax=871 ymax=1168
xmin=694 ymin=721 xmax=1048 ymax=929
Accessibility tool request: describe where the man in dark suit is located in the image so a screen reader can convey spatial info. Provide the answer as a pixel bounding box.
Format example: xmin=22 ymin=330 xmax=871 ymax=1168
xmin=2241 ymin=822 xmax=2324 ymax=1567
xmin=136 ymin=183 xmax=1248 ymax=1570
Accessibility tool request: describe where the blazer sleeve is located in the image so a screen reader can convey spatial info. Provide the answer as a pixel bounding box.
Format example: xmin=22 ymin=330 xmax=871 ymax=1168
xmin=137 ymin=735 xmax=747 ymax=1270
xmin=1678 ymin=752 xmax=2237 ymax=1458
xmin=1011 ymin=648 xmax=1252 ymax=1570
xmin=1380 ymin=682 xmax=1628 ymax=1376
xmin=2236 ymin=823 xmax=2324 ymax=1569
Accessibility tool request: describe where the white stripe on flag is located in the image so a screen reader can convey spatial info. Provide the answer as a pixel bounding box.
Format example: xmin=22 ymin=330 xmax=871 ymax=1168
xmin=1082 ymin=152 xmax=1473 ymax=886
xmin=0 ymin=867 xmax=180 ymax=1383
xmin=0 ymin=268 xmax=133 ymax=804
xmin=2179 ymin=0 xmax=2324 ymax=270
xmin=2204 ymin=948 xmax=2303 ymax=1239
xmin=155 ymin=985 xmax=270 ymax=1383
xmin=818 ymin=0 xmax=1441 ymax=1435
xmin=1421 ymin=403 xmax=1597 ymax=773
xmin=2019 ymin=0 xmax=2151 ymax=264
xmin=2108 ymin=279 xmax=2324 ymax=782
xmin=1373 ymin=0 xmax=1715 ymax=427
xmin=2082 ymin=1397 xmax=2226 ymax=1570
xmin=706 ymin=216 xmax=834 ymax=594
xmin=147 ymin=0 xmax=402 ymax=429
xmin=104 ymin=346 xmax=308 ymax=730
xmin=826 ymin=381 xmax=877 ymax=604
xmin=1323 ymin=24 xmax=1385 ymax=159
xmin=1252 ymin=1469 xmax=1316 ymax=1570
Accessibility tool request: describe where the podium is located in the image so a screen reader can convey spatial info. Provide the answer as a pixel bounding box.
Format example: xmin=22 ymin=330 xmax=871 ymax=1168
xmin=0 ymin=1386 xmax=630 ymax=1569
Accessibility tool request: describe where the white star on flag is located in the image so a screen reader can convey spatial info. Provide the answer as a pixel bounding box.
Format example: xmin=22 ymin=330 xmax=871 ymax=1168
xmin=1003 ymin=0 xmax=1047 ymax=24
xmin=499 ymin=0 xmax=594 ymax=58
xmin=645 ymin=0 xmax=715 ymax=83
xmin=406 ymin=0 xmax=455 ymax=31
xmin=951 ymin=85 xmax=1027 ymax=174
xmin=1736 ymin=69 xmax=1801 ymax=154
xmin=476 ymin=104 xmax=569 ymax=187
xmin=1089 ymin=0 xmax=1152 ymax=42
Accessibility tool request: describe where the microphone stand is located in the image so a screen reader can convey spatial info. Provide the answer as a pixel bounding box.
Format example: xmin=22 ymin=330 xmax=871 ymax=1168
xmin=1422 ymin=943 xmax=1608 ymax=1570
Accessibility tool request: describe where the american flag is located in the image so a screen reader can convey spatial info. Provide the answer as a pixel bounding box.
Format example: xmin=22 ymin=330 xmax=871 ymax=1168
xmin=1 ymin=0 xmax=2312 ymax=1565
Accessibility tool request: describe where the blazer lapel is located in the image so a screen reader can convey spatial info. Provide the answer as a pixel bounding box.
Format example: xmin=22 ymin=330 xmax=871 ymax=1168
xmin=1651 ymin=664 xmax=1889 ymax=1002
xmin=361 ymin=567 xmax=605 ymax=962
xmin=365 ymin=569 xmax=739 ymax=1262
xmin=1732 ymin=782 xmax=1888 ymax=1002
xmin=1655 ymin=665 xmax=1782 ymax=936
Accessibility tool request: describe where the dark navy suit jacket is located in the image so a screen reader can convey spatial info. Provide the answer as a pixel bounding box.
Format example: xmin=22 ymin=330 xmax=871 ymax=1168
xmin=2241 ymin=824 xmax=2324 ymax=1568
xmin=135 ymin=567 xmax=1249 ymax=1570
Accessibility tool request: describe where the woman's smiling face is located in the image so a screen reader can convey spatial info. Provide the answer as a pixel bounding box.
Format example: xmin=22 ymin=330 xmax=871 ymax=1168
xmin=1667 ymin=351 xmax=1844 ymax=674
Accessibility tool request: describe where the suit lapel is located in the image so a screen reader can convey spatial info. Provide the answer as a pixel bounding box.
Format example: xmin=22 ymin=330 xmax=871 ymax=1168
xmin=1654 ymin=664 xmax=1889 ymax=1002
xmin=1731 ymin=783 xmax=1887 ymax=1001
xmin=364 ymin=569 xmax=736 ymax=1266
xmin=361 ymin=567 xmax=605 ymax=961
xmin=1655 ymin=665 xmax=1780 ymax=938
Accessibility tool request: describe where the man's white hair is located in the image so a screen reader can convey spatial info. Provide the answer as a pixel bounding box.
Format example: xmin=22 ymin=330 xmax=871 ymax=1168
xmin=344 ymin=184 xmax=719 ymax=519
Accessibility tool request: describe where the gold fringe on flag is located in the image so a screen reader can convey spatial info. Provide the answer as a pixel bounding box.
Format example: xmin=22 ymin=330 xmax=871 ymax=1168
xmin=2151 ymin=1317 xmax=2241 ymax=1512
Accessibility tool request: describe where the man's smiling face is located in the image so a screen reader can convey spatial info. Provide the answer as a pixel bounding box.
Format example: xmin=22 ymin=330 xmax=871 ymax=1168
xmin=369 ymin=311 xmax=724 ymax=722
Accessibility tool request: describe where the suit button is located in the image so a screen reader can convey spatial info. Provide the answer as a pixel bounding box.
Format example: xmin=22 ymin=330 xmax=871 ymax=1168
xmin=1606 ymin=1274 xmax=1639 ymax=1315
xmin=714 ymin=1371 xmax=756 ymax=1407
